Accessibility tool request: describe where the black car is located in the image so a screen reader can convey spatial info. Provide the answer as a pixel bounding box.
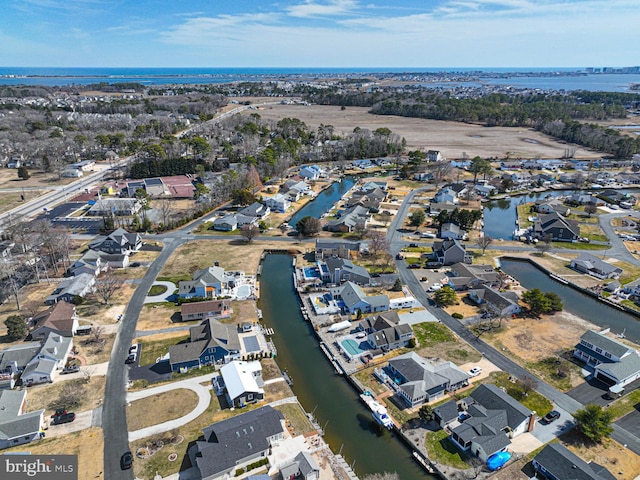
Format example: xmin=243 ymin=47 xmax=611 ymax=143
xmin=125 ymin=352 xmax=137 ymax=364
xmin=542 ymin=410 xmax=561 ymax=424
xmin=52 ymin=412 xmax=75 ymax=425
xmin=121 ymin=451 xmax=134 ymax=470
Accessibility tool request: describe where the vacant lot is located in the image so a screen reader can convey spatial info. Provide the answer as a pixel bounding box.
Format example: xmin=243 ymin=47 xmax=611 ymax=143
xmin=247 ymin=104 xmax=601 ymax=159
xmin=127 ymin=389 xmax=199 ymax=431
xmin=137 ymin=303 xmax=184 ymax=331
xmin=26 ymin=376 xmax=106 ymax=417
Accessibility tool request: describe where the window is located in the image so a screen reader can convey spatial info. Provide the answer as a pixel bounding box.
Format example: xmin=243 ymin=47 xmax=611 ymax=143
xmin=247 ymin=394 xmax=253 ymax=400
xmin=595 ymin=348 xmax=602 ymax=354
xmin=605 ymin=352 xmax=612 ymax=359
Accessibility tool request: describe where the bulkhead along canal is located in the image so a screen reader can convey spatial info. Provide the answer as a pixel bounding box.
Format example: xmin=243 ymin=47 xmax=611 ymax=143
xmin=259 ymin=254 xmax=429 ymax=479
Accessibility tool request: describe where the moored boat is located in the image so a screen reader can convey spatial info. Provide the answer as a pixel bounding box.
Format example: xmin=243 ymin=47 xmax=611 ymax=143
xmin=360 ymin=392 xmax=394 ymax=429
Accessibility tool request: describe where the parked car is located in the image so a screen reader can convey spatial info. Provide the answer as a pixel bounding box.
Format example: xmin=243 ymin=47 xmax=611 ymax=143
xmin=428 ymin=283 xmax=443 ymax=292
xmin=51 ymin=408 xmax=67 ymax=418
xmin=120 ymin=451 xmax=134 ymax=470
xmin=61 ymin=365 xmax=80 ymax=374
xmin=408 ymin=264 xmax=421 ymax=269
xmin=129 ymin=344 xmax=139 ymax=355
xmin=52 ymin=413 xmax=75 ymax=425
xmin=422 ymin=232 xmax=437 ymax=239
xmin=125 ymin=352 xmax=137 ymax=364
xmin=541 ymin=410 xmax=561 ymax=424
xmin=468 ymin=367 xmax=482 ymax=377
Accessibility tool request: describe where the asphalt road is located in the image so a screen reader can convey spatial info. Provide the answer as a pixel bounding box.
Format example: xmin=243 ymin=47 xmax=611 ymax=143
xmin=599 ymin=211 xmax=640 ymax=266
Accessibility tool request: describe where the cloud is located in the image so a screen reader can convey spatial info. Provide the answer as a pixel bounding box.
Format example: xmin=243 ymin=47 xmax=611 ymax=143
xmin=286 ymin=0 xmax=358 ymax=18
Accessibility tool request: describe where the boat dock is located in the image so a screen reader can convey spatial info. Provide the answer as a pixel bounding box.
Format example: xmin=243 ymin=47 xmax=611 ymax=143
xmin=319 ymin=341 xmax=343 ymax=375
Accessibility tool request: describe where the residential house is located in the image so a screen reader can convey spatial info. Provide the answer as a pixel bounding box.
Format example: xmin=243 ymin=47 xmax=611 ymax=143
xmin=347 ymin=188 xmax=386 ymax=212
xmin=219 ymin=361 xmax=264 ymax=408
xmin=68 ymin=250 xmax=109 ymax=277
xmin=433 ymin=400 xmax=459 ymax=428
xmin=87 ymin=198 xmax=141 ymax=216
xmin=427 ymin=150 xmax=445 ymax=162
xmin=532 ymin=443 xmax=616 ymax=480
xmin=439 ymin=223 xmax=468 ymax=241
xmin=468 ymin=285 xmax=521 ymax=317
xmin=88 ymin=228 xmax=142 ymax=255
xmin=322 ymin=257 xmax=371 ymax=285
xmin=352 ymin=159 xmax=374 ymax=169
xmin=0 ymin=390 xmax=45 ymax=450
xmin=169 ymin=318 xmax=241 ymax=372
xmin=357 ymin=311 xmax=413 ymax=353
xmin=598 ymin=189 xmax=635 ymax=206
xmin=299 ymin=165 xmax=323 ymax=180
xmin=431 ymin=239 xmax=473 ymax=266
xmin=570 ymin=253 xmax=623 ymax=279
xmin=414 ymin=171 xmax=434 ymax=182
xmin=280 ymin=452 xmax=320 ymax=480
xmin=428 ymin=202 xmax=457 ymax=217
xmin=314 ymin=240 xmax=362 ymax=260
xmin=179 ymin=266 xmax=227 ymax=299
xmin=238 ymin=202 xmax=270 ymax=220
xmin=30 ymin=301 xmax=79 ymax=340
xmin=449 ymin=384 xmax=533 ymax=461
xmin=531 ymin=173 xmax=557 ymax=186
xmin=386 ymin=352 xmax=469 ymax=407
xmin=62 ymin=168 xmax=83 ymax=178
xmin=573 ymin=330 xmax=640 ymax=389
xmin=0 ymin=343 xmax=42 ymax=376
xmin=70 ymin=160 xmax=95 ymax=172
xmin=180 ymin=299 xmax=232 ymax=322
xmin=446 ymin=263 xmax=499 ymax=291
xmin=474 ymin=184 xmax=495 ymax=197
xmin=533 ymin=200 xmax=571 ymax=216
xmin=325 ymin=205 xmax=369 ymax=233
xmin=433 ymin=187 xmax=459 ymax=204
xmin=21 ymin=333 xmax=73 ymax=386
xmin=567 ymin=193 xmax=603 ymax=206
xmin=532 ymin=212 xmax=580 ymax=242
xmin=212 ymin=214 xmax=238 ymax=232
xmin=361 ymin=181 xmax=387 ymax=192
xmin=264 ymin=194 xmax=291 ymax=213
xmin=330 ymin=282 xmax=389 ymax=315
xmin=189 ymin=406 xmax=285 ymax=480
xmin=45 ymin=273 xmax=96 ymax=305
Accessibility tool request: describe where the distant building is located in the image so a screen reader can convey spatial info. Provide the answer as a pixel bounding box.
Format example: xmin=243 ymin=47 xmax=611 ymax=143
xmin=533 ymin=443 xmax=616 ymax=480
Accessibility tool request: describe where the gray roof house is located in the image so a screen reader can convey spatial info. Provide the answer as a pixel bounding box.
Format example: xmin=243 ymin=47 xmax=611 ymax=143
xmin=573 ymin=329 xmax=640 ymax=389
xmin=325 ymin=205 xmax=370 ymax=233
xmin=0 ymin=390 xmax=45 ymax=450
xmin=468 ymin=285 xmax=521 ymax=317
xmin=431 ymin=239 xmax=473 ymax=266
xmin=322 ymin=257 xmax=371 ymax=285
xmin=570 ymin=253 xmax=623 ymax=279
xmin=280 ymin=451 xmax=320 ymax=480
xmin=45 ymin=273 xmax=96 ymax=305
xmin=189 ymin=406 xmax=285 ymax=480
xmin=440 ymin=223 xmax=467 ymax=240
xmin=178 ymin=265 xmax=227 ymax=299
xmin=357 ymin=311 xmax=413 ymax=354
xmin=386 ymin=352 xmax=469 ymax=407
xmin=21 ymin=333 xmax=73 ymax=386
xmin=314 ymin=239 xmax=362 ymax=260
xmin=446 ymin=263 xmax=499 ymax=291
xmin=532 ymin=443 xmax=616 ymax=480
xmin=449 ymin=384 xmax=533 ymax=461
xmin=88 ymin=228 xmax=142 ymax=255
xmin=433 ymin=400 xmax=459 ymax=428
xmin=238 ymin=202 xmax=270 ymax=219
xmin=0 ymin=343 xmax=41 ymax=375
xmin=533 ymin=212 xmax=580 ymax=242
xmin=330 ymin=282 xmax=389 ymax=315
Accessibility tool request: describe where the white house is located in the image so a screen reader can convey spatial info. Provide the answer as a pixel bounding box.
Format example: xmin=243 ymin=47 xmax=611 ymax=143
xmin=264 ymin=194 xmax=291 ymax=213
xmin=219 ymin=360 xmax=265 ymax=408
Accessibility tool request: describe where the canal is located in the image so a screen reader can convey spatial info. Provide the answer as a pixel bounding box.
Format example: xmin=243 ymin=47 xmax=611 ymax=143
xmin=259 ymin=254 xmax=429 ymax=479
xmin=500 ymin=258 xmax=640 ymax=343
xmin=288 ymin=176 xmax=357 ymax=227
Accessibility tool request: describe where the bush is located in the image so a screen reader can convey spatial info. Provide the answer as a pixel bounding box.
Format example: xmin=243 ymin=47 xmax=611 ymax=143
xmin=452 ymin=312 xmax=464 ymax=319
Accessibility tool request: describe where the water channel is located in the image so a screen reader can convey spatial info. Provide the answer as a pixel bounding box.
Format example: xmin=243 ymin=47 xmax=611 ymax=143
xmin=500 ymin=258 xmax=640 ymax=343
xmin=288 ymin=176 xmax=357 ymax=227
xmin=259 ymin=254 xmax=429 ymax=479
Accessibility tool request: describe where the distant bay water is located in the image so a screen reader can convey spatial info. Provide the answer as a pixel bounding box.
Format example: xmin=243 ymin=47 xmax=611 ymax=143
xmin=0 ymin=67 xmax=639 ymax=92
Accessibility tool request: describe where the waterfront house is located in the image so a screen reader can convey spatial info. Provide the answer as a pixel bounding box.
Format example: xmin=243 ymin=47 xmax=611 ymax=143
xmin=325 ymin=205 xmax=370 ymax=233
xmin=264 ymin=194 xmax=291 ymax=213
xmin=446 ymin=263 xmax=500 ymax=291
xmin=30 ymin=301 xmax=79 ymax=340
xmin=439 ymin=223 xmax=468 ymax=241
xmin=532 ymin=212 xmax=580 ymax=242
xmin=314 ymin=239 xmax=362 ymax=260
xmin=169 ymin=318 xmax=241 ymax=372
xmin=219 ymin=361 xmax=264 ymax=408
xmin=299 ymin=165 xmax=324 ymax=180
xmin=431 ymin=239 xmax=473 ymax=266
xmin=386 ymin=352 xmax=469 ymax=407
xmin=573 ymin=329 xmax=640 ymax=389
xmin=45 ymin=273 xmax=96 ymax=305
xmin=570 ymin=253 xmax=623 ymax=279
xmin=88 ymin=228 xmax=142 ymax=255
xmin=238 ymin=202 xmax=270 ymax=219
xmin=357 ymin=311 xmax=413 ymax=353
xmin=321 ymin=257 xmax=371 ymax=285
xmin=280 ymin=451 xmax=320 ymax=480
xmin=428 ymin=202 xmax=457 ymax=217
xmin=433 ymin=400 xmax=459 ymax=428
xmin=330 ymin=282 xmax=389 ymax=315
xmin=449 ymin=384 xmax=533 ymax=461
xmin=179 ymin=266 xmax=227 ymax=299
xmin=474 ymin=184 xmax=496 ymax=197
xmin=0 ymin=390 xmax=45 ymax=450
xmin=532 ymin=443 xmax=616 ymax=480
xmin=189 ymin=406 xmax=285 ymax=480
xmin=533 ymin=200 xmax=571 ymax=216
xmin=433 ymin=187 xmax=459 ymax=204
xmin=180 ymin=299 xmax=232 ymax=322
xmin=468 ymin=285 xmax=521 ymax=317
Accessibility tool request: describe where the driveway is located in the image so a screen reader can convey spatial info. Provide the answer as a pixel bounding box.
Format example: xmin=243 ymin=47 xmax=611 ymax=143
xmin=127 ymin=360 xmax=172 ymax=384
xmin=531 ymin=408 xmax=575 ymax=444
xmin=616 ymin=407 xmax=640 ymax=437
xmin=144 ymin=281 xmax=176 ymax=303
xmin=46 ymin=409 xmax=98 ymax=437
xmin=567 ymin=376 xmax=612 ymax=406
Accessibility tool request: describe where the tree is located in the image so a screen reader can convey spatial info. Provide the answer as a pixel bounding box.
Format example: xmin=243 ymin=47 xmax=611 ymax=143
xmin=391 ymin=278 xmax=403 ymax=292
xmin=418 ymin=404 xmax=433 ymax=422
xmin=17 ymin=166 xmax=30 ymax=180
xmin=429 ymin=161 xmax=453 ymax=189
xmin=470 ymin=157 xmax=492 ymax=184
xmin=240 ymin=224 xmax=260 ymax=243
xmin=157 ymin=198 xmax=174 ymax=228
xmin=408 ymin=209 xmax=426 ymax=227
xmin=521 ymin=288 xmax=551 ymax=317
xmin=535 ymin=234 xmax=553 ymax=255
xmin=434 ymin=286 xmax=457 ymax=307
xmin=296 ymin=216 xmax=322 ymax=236
xmin=475 ymin=235 xmax=493 ymax=255
xmin=585 ymin=204 xmax=598 ymax=217
xmin=94 ymin=271 xmax=124 ymax=305
xmin=4 ymin=315 xmax=27 ymax=341
xmin=518 ymin=375 xmax=538 ymax=396
xmin=574 ymin=404 xmax=614 ymax=443
xmin=544 ymin=291 xmax=563 ymax=312
xmin=367 ymin=230 xmax=390 ymax=257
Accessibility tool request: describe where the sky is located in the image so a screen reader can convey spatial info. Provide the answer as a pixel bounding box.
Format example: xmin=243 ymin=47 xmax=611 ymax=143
xmin=0 ymin=0 xmax=638 ymax=68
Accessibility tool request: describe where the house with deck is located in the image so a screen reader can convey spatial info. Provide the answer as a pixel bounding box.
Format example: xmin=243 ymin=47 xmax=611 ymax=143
xmin=440 ymin=223 xmax=467 ymax=241
xmin=532 ymin=212 xmax=580 ymax=242
xmin=570 ymin=253 xmax=623 ymax=279
xmin=180 ymin=299 xmax=232 ymax=322
xmin=330 ymin=282 xmax=389 ymax=315
xmin=321 ymin=257 xmax=371 ymax=285
xmin=314 ymin=239 xmax=362 ymax=260
xmin=179 ymin=266 xmax=227 ymax=299
xmin=264 ymin=194 xmax=291 ymax=213
xmin=357 ymin=311 xmax=413 ymax=353
xmin=280 ymin=451 xmax=320 ymax=480
xmin=219 ymin=360 xmax=264 ymax=408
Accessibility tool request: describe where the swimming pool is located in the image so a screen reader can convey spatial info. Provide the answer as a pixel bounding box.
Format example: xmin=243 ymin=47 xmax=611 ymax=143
xmin=236 ymin=284 xmax=252 ymax=299
xmin=303 ymin=267 xmax=320 ymax=279
xmin=341 ymin=338 xmax=366 ymax=357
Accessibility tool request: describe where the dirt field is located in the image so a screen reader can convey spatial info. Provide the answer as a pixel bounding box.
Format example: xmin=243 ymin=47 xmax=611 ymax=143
xmin=247 ymin=104 xmax=601 ymax=159
xmin=137 ymin=303 xmax=184 ymax=331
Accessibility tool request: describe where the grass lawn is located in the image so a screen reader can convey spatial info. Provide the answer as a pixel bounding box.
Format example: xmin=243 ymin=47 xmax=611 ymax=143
xmin=525 ymin=355 xmax=583 ymax=392
xmin=127 ymin=389 xmax=199 ymax=431
xmin=579 ymin=223 xmax=609 ymax=242
xmin=491 ymin=372 xmax=553 ymax=415
xmin=274 ymin=403 xmax=315 ymax=436
xmin=621 ymin=299 xmax=640 ymax=313
xmin=516 ymin=203 xmax=534 ymax=228
xmin=3 ymin=427 xmax=104 ymax=480
xmin=149 ymin=284 xmax=169 ymax=296
xmin=75 ymin=334 xmax=116 ymax=365
xmin=551 ymin=241 xmax=608 ymax=251
xmin=424 ymin=428 xmax=470 ymax=469
xmin=137 ymin=303 xmax=185 ymax=331
xmin=26 ymin=377 xmax=106 ymax=416
xmin=606 ymin=388 xmax=640 ymax=420
xmin=139 ymin=334 xmax=190 ymax=366
xmin=412 ymin=322 xmax=455 ymax=347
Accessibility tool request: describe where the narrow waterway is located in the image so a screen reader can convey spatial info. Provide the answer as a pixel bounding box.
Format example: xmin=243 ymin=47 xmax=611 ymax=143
xmin=259 ymin=254 xmax=429 ymax=479
xmin=288 ymin=176 xmax=357 ymax=227
xmin=500 ymin=258 xmax=640 ymax=343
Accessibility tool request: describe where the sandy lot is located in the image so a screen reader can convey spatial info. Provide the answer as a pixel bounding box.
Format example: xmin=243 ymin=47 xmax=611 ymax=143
xmin=247 ymin=104 xmax=601 ymax=159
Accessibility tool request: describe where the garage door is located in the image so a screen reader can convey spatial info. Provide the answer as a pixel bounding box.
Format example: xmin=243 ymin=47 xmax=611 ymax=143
xmin=596 ymin=371 xmax=617 ymax=386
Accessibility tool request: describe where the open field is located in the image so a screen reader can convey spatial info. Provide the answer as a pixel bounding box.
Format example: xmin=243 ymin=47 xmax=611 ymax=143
xmin=137 ymin=303 xmax=185 ymax=331
xmin=26 ymin=376 xmax=106 ymax=417
xmin=127 ymin=389 xmax=199 ymax=431
xmin=247 ymin=104 xmax=601 ymax=159
xmin=3 ymin=427 xmax=104 ymax=480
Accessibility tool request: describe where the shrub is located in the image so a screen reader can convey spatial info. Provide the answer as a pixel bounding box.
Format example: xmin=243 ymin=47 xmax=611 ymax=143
xmin=452 ymin=312 xmax=464 ymax=319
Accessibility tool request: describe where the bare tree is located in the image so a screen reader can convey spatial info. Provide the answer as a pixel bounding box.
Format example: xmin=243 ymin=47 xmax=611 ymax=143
xmin=430 ymin=161 xmax=453 ymax=189
xmin=0 ymin=260 xmax=22 ymax=310
xmin=157 ymin=198 xmax=174 ymax=227
xmin=535 ymin=234 xmax=553 ymax=256
xmin=367 ymin=229 xmax=391 ymax=257
xmin=466 ymin=456 xmax=485 ymax=479
xmin=475 ymin=235 xmax=493 ymax=255
xmin=82 ymin=366 xmax=96 ymax=384
xmin=518 ymin=375 xmax=538 ymax=396
xmin=585 ymin=204 xmax=597 ymax=217
xmin=52 ymin=380 xmax=85 ymax=409
xmin=94 ymin=271 xmax=124 ymax=305
xmin=240 ymin=224 xmax=260 ymax=243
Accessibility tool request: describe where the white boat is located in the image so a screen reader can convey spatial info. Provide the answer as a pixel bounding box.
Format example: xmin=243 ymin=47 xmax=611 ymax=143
xmin=360 ymin=393 xmax=394 ymax=429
